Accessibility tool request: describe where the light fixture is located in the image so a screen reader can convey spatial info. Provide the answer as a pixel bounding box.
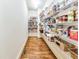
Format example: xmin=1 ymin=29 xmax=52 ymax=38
xmin=30 ymin=0 xmax=45 ymax=9
xmin=31 ymin=0 xmax=41 ymax=9
xmin=27 ymin=0 xmax=46 ymax=10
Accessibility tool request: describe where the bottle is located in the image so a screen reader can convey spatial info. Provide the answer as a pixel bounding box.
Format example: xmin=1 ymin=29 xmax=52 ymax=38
xmin=62 ymin=15 xmax=68 ymax=22
xmin=68 ymin=10 xmax=75 ymax=21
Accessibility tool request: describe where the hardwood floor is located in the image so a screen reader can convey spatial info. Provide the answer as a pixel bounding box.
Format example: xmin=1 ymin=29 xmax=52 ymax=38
xmin=20 ymin=36 xmax=57 ymax=59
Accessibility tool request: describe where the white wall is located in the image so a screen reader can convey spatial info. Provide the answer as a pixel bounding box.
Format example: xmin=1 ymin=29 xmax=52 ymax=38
xmin=0 ymin=0 xmax=28 ymax=59
xmin=28 ymin=10 xmax=38 ymax=18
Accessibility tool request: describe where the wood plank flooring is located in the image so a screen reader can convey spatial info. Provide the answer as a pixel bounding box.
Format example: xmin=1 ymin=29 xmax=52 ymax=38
xmin=20 ymin=37 xmax=57 ymax=59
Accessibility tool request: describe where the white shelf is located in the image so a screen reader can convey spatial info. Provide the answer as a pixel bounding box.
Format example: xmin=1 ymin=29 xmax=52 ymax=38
xmin=59 ymin=35 xmax=78 ymax=47
xmin=46 ymin=32 xmax=78 ymax=47
xmin=56 ymin=21 xmax=78 ymax=26
xmin=41 ymin=34 xmax=73 ymax=59
xmin=40 ymin=0 xmax=78 ymax=20
xmin=51 ymin=1 xmax=78 ymax=18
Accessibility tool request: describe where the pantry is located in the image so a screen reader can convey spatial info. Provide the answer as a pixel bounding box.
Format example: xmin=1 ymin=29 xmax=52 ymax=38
xmin=21 ymin=0 xmax=78 ymax=59
xmin=0 ymin=0 xmax=78 ymax=59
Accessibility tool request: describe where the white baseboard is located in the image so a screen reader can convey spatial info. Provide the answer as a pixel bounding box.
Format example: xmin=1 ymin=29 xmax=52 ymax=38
xmin=16 ymin=37 xmax=28 ymax=59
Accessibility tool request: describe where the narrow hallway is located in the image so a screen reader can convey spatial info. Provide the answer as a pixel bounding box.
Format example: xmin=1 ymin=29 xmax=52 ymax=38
xmin=21 ymin=37 xmax=57 ymax=59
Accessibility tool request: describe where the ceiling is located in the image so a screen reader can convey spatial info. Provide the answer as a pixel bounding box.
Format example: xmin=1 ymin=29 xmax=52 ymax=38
xmin=27 ymin=0 xmax=46 ymax=10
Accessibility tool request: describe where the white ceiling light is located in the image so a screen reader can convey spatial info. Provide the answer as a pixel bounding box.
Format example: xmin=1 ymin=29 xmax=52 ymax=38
xmin=27 ymin=0 xmax=46 ymax=10
xmin=31 ymin=0 xmax=41 ymax=9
